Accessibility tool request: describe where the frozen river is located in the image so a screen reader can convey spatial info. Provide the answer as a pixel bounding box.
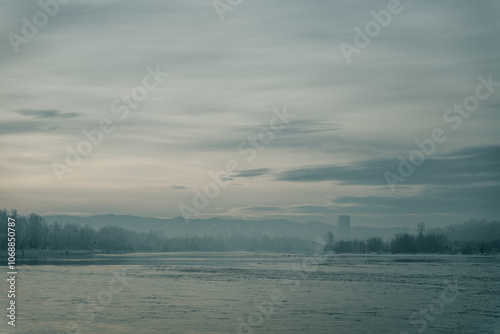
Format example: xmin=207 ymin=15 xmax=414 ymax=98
xmin=3 ymin=252 xmax=500 ymax=333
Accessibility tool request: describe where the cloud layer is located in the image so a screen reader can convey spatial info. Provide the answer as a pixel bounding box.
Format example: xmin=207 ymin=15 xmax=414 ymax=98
xmin=1 ymin=0 xmax=499 ymax=227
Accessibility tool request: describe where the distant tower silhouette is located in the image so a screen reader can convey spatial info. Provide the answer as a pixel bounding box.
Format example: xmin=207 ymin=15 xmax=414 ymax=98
xmin=337 ymin=215 xmax=351 ymax=241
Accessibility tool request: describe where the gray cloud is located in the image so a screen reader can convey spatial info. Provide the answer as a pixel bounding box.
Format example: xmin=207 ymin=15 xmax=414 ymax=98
xmin=275 ymin=145 xmax=500 ymax=187
xmin=229 ymin=183 xmax=500 ymax=222
xmin=233 ymin=168 xmax=273 ymax=178
xmin=1 ymin=0 xmax=499 ymax=226
xmin=13 ymin=109 xmax=80 ymax=119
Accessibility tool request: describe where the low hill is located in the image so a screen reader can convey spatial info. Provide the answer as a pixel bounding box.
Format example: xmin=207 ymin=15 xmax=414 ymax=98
xmin=43 ymin=214 xmax=413 ymax=240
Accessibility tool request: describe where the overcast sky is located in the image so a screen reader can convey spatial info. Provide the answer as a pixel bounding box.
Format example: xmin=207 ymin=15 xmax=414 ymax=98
xmin=1 ymin=0 xmax=499 ymax=227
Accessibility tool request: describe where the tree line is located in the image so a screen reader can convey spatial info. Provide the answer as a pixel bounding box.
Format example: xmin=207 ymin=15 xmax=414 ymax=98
xmin=323 ymin=221 xmax=500 ymax=254
xmin=0 ymin=210 xmax=311 ymax=252
xmin=1 ymin=210 xmax=499 ymax=254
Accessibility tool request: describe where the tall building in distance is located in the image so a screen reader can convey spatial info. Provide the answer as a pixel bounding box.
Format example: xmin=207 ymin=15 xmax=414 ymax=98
xmin=337 ymin=215 xmax=351 ymax=241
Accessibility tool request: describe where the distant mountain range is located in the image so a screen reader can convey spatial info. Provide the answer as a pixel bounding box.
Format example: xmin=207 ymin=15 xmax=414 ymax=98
xmin=43 ymin=214 xmax=414 ymax=241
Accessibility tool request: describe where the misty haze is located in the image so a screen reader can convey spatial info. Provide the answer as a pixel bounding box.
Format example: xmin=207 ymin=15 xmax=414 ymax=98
xmin=1 ymin=0 xmax=500 ymax=333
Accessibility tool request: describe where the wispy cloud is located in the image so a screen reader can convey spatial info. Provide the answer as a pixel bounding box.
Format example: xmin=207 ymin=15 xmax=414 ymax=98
xmin=275 ymin=145 xmax=500 ymax=186
xmin=233 ymin=168 xmax=273 ymax=178
xmin=13 ymin=109 xmax=80 ymax=119
xmin=1 ymin=0 xmax=499 ymax=226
